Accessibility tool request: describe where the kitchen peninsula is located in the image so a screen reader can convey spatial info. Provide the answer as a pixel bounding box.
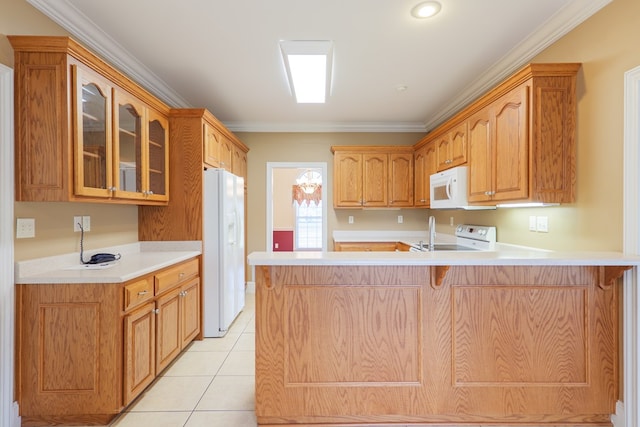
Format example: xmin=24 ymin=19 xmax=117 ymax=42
xmin=248 ymin=250 xmax=639 ymax=427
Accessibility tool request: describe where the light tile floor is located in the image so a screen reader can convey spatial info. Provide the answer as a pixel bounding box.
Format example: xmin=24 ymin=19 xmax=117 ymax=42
xmin=111 ymin=291 xmax=257 ymax=427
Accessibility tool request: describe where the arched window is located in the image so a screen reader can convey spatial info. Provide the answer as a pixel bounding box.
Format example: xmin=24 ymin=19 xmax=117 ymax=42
xmin=293 ymin=170 xmax=322 ymax=250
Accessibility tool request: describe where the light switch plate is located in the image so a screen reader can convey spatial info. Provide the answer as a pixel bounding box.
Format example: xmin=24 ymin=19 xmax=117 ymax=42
xmin=529 ymin=216 xmax=537 ymax=231
xmin=348 ymin=215 xmax=354 ymax=224
xmin=536 ymin=216 xmax=549 ymax=233
xmin=397 ymin=215 xmax=403 ymax=224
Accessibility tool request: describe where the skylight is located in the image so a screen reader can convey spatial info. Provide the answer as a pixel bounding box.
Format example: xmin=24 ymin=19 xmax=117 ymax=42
xmin=280 ymin=40 xmax=333 ymax=104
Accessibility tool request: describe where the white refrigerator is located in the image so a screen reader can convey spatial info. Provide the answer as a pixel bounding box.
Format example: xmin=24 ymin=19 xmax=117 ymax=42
xmin=203 ymin=168 xmax=245 ymax=337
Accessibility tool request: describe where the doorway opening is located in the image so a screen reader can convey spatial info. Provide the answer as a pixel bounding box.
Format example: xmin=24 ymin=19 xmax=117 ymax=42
xmin=266 ymin=162 xmax=328 ymax=252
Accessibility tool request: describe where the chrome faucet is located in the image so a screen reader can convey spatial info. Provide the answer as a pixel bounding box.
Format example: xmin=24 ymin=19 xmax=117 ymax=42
xmin=428 ymin=215 xmax=436 ymax=251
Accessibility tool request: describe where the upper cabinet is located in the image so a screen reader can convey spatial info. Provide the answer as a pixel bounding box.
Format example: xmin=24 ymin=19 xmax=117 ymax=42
xmin=418 ymin=63 xmax=580 ymax=206
xmin=413 ymin=141 xmax=437 ymax=207
xmin=435 ymin=122 xmax=468 ymax=171
xmin=10 ymin=35 xmax=170 ymax=205
xmin=332 ymin=146 xmax=413 ymax=208
xmin=466 ymin=64 xmax=580 ymax=205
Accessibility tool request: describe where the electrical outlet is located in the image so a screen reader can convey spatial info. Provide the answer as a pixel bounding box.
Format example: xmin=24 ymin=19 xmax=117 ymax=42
xmin=74 ymin=215 xmax=91 ymax=231
xmin=397 ymin=215 xmax=403 ymax=224
xmin=536 ymin=216 xmax=548 ymax=233
xmin=450 ymin=216 xmax=454 ymax=226
xmin=348 ymin=215 xmax=354 ymax=224
xmin=529 ymin=216 xmax=537 ymax=231
xmin=16 ymin=218 xmax=35 ymax=238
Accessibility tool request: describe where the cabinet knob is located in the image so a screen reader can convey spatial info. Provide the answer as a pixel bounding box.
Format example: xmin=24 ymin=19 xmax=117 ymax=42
xmin=153 ymin=308 xmax=160 ymax=315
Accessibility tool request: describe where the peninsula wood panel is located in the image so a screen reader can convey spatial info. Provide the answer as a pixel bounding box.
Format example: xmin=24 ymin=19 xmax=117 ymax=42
xmin=255 ymin=264 xmax=617 ymax=426
xmin=285 ymin=285 xmax=421 ymax=384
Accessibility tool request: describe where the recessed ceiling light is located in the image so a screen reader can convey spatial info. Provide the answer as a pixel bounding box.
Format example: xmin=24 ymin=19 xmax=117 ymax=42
xmin=411 ymin=1 xmax=442 ymax=19
xmin=280 ymin=40 xmax=333 ymax=104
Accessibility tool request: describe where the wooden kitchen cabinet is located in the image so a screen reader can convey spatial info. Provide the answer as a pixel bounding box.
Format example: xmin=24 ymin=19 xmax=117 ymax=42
xmin=203 ymin=118 xmax=245 ymax=173
xmin=124 ymin=301 xmax=156 ymax=405
xmin=436 ymin=122 xmax=468 ymax=171
xmin=333 ymin=241 xmax=399 ymax=251
xmin=10 ymin=35 xmax=171 ymax=205
xmin=413 ymin=141 xmax=437 ymax=207
xmin=411 ymin=63 xmax=579 ymax=206
xmin=254 ymin=264 xmax=619 ymax=426
xmin=332 ymin=146 xmax=414 ymax=208
xmin=468 ymin=84 xmax=528 ymax=203
xmin=16 ymin=256 xmax=201 ymax=425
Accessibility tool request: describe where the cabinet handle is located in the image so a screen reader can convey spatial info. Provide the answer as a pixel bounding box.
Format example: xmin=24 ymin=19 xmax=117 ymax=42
xmin=137 ymin=290 xmax=149 ymax=296
xmin=153 ymin=308 xmax=160 ymax=314
xmin=108 ymin=186 xmax=117 ymax=192
xmin=179 ymin=272 xmax=185 ymax=278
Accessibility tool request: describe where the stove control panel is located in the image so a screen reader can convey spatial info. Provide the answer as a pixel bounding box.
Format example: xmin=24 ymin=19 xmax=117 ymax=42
xmin=455 ymin=225 xmax=496 ymax=243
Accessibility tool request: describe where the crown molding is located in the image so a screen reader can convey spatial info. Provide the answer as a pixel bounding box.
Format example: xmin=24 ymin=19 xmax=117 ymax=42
xmin=26 ymin=0 xmax=191 ymax=108
xmin=224 ymin=121 xmax=427 ymax=133
xmin=423 ymin=0 xmax=612 ymax=131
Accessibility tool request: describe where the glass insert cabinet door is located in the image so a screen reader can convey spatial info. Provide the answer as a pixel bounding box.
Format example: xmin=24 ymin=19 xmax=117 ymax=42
xmin=114 ymin=90 xmax=145 ymax=198
xmin=73 ymin=66 xmax=114 ymax=197
xmin=146 ymin=109 xmax=169 ymax=200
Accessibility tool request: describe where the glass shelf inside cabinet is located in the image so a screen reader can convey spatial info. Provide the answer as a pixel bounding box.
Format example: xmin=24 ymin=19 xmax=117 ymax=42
xmin=81 ymin=83 xmax=108 ymax=189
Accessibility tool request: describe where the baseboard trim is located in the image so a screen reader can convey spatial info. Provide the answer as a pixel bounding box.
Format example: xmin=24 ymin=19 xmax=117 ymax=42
xmin=611 ymin=400 xmax=625 ymax=427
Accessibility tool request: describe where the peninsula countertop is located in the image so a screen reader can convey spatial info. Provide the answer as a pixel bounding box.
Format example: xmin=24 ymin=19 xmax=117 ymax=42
xmin=15 ymin=241 xmax=202 ymax=284
xmin=248 ymin=249 xmax=640 ymax=267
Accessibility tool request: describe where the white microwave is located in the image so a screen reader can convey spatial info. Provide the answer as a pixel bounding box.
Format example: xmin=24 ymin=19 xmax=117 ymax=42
xmin=430 ymin=166 xmax=470 ymax=209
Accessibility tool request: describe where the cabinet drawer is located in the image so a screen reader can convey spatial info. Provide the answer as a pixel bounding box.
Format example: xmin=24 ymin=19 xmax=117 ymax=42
xmin=123 ymin=277 xmax=154 ymax=311
xmin=154 ymin=258 xmax=199 ymax=295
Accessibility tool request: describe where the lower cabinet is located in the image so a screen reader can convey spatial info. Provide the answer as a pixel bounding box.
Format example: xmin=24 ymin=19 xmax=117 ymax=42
xmin=255 ymin=264 xmax=619 ymax=426
xmin=334 ymin=241 xmax=399 ymax=252
xmin=16 ymin=256 xmax=201 ymax=426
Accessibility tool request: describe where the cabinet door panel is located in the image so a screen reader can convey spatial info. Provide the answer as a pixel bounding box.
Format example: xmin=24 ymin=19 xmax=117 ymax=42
xmin=114 ymin=90 xmax=146 ymax=200
xmin=180 ymin=278 xmax=201 ymax=348
xmin=467 ymin=111 xmax=492 ymax=202
xmin=203 ymin=122 xmax=221 ymax=167
xmin=450 ymin=122 xmax=468 ymax=167
xmin=414 ymin=148 xmax=427 ymax=206
xmin=334 ymin=153 xmax=363 ymax=207
xmin=389 ymin=153 xmax=413 ymax=206
xmin=493 ymin=86 xmax=529 ymax=201
xmin=362 ymin=154 xmax=387 ymax=207
xmin=156 ymin=288 xmax=182 ymax=373
xmin=144 ymin=109 xmax=169 ymax=201
xmin=73 ymin=65 xmax=114 ymax=198
xmin=124 ymin=303 xmax=156 ymax=405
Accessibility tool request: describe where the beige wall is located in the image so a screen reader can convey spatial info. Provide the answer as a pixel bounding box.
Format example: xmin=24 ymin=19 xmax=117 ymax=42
xmin=272 ymin=168 xmax=298 ymax=230
xmin=3 ymin=0 xmax=640 ymax=261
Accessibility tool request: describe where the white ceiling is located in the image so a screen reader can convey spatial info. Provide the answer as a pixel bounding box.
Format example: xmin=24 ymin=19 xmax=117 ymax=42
xmin=28 ymin=0 xmax=610 ymax=133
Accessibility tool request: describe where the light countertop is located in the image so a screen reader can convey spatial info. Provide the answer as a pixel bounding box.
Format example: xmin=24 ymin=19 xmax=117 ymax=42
xmin=247 ymin=250 xmax=640 ymax=266
xmin=15 ymin=241 xmax=202 ymax=284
